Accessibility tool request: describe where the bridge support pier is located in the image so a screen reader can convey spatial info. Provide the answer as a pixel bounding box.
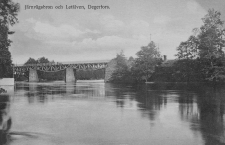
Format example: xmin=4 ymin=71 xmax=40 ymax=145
xmin=65 ymin=68 xmax=76 ymax=83
xmin=29 ymin=69 xmax=39 ymax=82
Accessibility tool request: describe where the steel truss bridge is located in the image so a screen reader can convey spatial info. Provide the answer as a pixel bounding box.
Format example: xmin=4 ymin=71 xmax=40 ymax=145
xmin=13 ymin=60 xmax=114 ymax=82
xmin=14 ymin=62 xmax=108 ymax=72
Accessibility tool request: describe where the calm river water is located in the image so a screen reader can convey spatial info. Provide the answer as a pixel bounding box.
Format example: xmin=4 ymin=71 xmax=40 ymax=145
xmin=1 ymin=81 xmax=225 ymax=145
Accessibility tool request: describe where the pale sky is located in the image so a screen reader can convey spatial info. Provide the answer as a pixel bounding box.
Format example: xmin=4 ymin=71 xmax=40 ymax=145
xmin=9 ymin=0 xmax=225 ymax=64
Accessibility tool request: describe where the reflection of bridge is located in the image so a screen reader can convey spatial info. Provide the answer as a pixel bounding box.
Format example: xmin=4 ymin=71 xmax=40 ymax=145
xmin=14 ymin=60 xmax=116 ymax=82
xmin=25 ymin=82 xmax=106 ymax=103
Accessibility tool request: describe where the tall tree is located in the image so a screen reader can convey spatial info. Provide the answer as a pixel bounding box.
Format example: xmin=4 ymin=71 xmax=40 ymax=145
xmin=197 ymin=9 xmax=225 ymax=60
xmin=196 ymin=9 xmax=225 ymax=81
xmin=175 ymin=9 xmax=225 ymax=82
xmin=132 ymin=41 xmax=162 ymax=82
xmin=0 ymin=0 xmax=20 ymax=78
xmin=175 ymin=35 xmax=201 ymax=82
xmin=111 ymin=51 xmax=131 ymax=82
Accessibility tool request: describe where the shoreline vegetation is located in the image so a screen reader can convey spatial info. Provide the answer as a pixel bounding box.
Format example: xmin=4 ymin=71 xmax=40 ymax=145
xmin=107 ymin=9 xmax=225 ymax=84
xmin=0 ymin=0 xmax=19 ymax=79
xmin=0 ymin=1 xmax=225 ymax=85
xmin=14 ymin=9 xmax=225 ymax=84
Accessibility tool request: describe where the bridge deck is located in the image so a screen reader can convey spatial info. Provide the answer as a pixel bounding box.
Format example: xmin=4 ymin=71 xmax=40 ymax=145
xmin=14 ymin=60 xmax=110 ymax=67
xmin=14 ymin=60 xmax=110 ymax=72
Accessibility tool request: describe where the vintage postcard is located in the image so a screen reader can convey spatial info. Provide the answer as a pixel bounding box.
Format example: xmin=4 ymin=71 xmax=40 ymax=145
xmin=0 ymin=0 xmax=225 ymax=144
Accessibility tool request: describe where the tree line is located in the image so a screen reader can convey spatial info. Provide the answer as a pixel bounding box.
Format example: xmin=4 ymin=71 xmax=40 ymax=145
xmin=1 ymin=1 xmax=224 ymax=83
xmin=0 ymin=0 xmax=19 ymax=78
xmin=171 ymin=9 xmax=225 ymax=82
xmin=109 ymin=9 xmax=225 ymax=83
xmin=108 ymin=42 xmax=162 ymax=83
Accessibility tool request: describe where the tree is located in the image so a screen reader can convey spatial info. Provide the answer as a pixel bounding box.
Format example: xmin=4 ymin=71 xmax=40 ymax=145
xmin=37 ymin=57 xmax=50 ymax=64
xmin=132 ymin=41 xmax=162 ymax=82
xmin=24 ymin=57 xmax=52 ymax=65
xmin=197 ymin=9 xmax=225 ymax=60
xmin=0 ymin=0 xmax=20 ymax=78
xmin=175 ymin=36 xmax=201 ymax=82
xmin=175 ymin=9 xmax=225 ymax=82
xmin=111 ymin=51 xmax=131 ymax=82
xmin=176 ymin=35 xmax=199 ymax=60
xmin=128 ymin=56 xmax=135 ymax=69
xmin=24 ymin=57 xmax=37 ymax=65
xmin=196 ymin=9 xmax=225 ymax=81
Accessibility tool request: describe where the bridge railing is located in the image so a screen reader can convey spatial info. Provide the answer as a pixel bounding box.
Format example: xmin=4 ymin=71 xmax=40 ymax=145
xmin=14 ymin=62 xmax=63 ymax=67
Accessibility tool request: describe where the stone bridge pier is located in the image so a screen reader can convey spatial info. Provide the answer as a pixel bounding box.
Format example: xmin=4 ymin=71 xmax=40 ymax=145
xmin=29 ymin=69 xmax=39 ymax=82
xmin=65 ymin=68 xmax=76 ymax=83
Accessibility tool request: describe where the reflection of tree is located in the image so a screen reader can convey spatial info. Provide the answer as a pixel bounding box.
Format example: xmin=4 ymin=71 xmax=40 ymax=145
xmin=27 ymin=83 xmax=52 ymax=103
xmin=105 ymin=84 xmax=168 ymax=121
xmin=135 ymin=85 xmax=167 ymax=121
xmin=178 ymin=92 xmax=199 ymax=123
xmin=178 ymin=84 xmax=225 ymax=144
xmin=0 ymin=94 xmax=12 ymax=144
xmin=197 ymin=86 xmax=225 ymax=145
xmin=105 ymin=83 xmax=135 ymax=108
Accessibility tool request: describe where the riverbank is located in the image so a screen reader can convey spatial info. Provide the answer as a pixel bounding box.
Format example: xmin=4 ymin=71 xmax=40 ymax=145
xmin=0 ymin=78 xmax=14 ymax=95
xmin=0 ymin=78 xmax=14 ymax=85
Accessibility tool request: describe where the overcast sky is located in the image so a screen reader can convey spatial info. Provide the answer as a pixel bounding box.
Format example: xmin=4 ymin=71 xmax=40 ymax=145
xmin=10 ymin=0 xmax=225 ymax=64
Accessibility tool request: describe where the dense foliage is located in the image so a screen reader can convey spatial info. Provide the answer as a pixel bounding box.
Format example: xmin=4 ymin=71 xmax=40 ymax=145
xmin=76 ymin=69 xmax=105 ymax=80
xmin=110 ymin=9 xmax=225 ymax=83
xmin=110 ymin=41 xmax=162 ymax=83
xmin=132 ymin=41 xmax=162 ymax=82
xmin=110 ymin=51 xmax=134 ymax=83
xmin=0 ymin=0 xmax=19 ymax=78
xmin=175 ymin=9 xmax=225 ymax=82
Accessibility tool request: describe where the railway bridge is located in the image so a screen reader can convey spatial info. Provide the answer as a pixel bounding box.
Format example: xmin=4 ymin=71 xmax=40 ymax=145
xmin=14 ymin=60 xmax=116 ymax=82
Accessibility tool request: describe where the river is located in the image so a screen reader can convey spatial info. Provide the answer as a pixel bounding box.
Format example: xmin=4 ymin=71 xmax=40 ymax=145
xmin=0 ymin=81 xmax=225 ymax=145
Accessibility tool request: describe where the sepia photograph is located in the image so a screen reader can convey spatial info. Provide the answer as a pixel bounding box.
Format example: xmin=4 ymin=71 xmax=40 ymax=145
xmin=0 ymin=0 xmax=225 ymax=144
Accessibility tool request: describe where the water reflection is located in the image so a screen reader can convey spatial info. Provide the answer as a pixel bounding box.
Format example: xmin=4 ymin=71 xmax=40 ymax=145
xmin=106 ymin=83 xmax=225 ymax=144
xmin=11 ymin=82 xmax=225 ymax=145
xmin=178 ymin=84 xmax=225 ymax=145
xmin=105 ymin=84 xmax=168 ymax=121
xmin=15 ymin=82 xmax=106 ymax=104
xmin=0 ymin=94 xmax=12 ymax=145
xmin=135 ymin=88 xmax=167 ymax=121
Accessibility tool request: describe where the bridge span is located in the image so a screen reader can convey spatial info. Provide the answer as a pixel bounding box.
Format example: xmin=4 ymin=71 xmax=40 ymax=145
xmin=14 ymin=60 xmax=116 ymax=82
